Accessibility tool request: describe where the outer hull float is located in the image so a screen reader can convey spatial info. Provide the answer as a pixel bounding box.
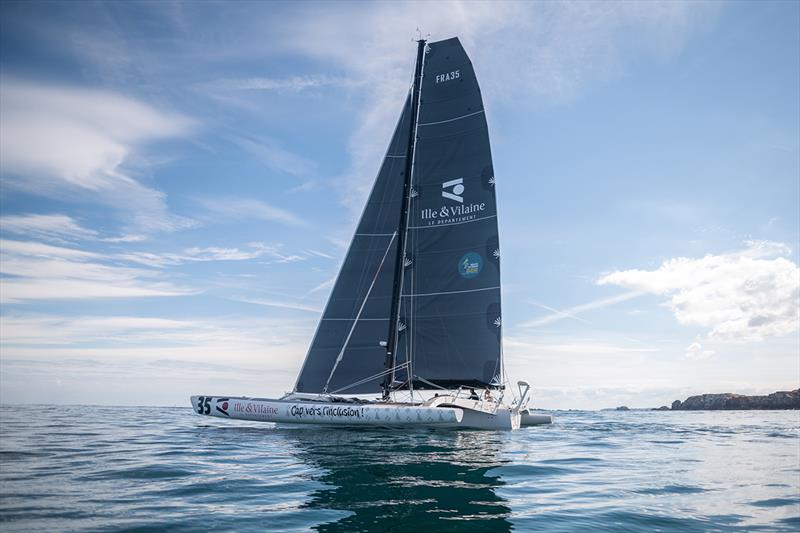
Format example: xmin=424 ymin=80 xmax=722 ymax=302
xmin=520 ymin=409 xmax=554 ymax=426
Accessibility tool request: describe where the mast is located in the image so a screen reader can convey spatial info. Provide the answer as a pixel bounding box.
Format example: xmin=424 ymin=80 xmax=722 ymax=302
xmin=383 ymin=38 xmax=426 ymax=399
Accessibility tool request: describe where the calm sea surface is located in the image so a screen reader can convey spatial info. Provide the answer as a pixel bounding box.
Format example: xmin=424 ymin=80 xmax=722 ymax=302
xmin=0 ymin=406 xmax=798 ymax=531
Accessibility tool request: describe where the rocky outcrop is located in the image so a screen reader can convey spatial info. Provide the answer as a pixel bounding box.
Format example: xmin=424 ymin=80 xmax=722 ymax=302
xmin=671 ymin=389 xmax=800 ymax=410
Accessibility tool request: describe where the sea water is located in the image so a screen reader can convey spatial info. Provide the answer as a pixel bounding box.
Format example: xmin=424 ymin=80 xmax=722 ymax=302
xmin=0 ymin=406 xmax=797 ymax=531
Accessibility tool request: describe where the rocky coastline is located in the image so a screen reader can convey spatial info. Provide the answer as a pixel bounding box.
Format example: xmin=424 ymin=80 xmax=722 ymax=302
xmin=668 ymin=389 xmax=799 ymax=410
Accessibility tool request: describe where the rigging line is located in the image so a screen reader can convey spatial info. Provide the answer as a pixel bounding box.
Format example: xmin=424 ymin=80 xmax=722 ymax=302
xmin=331 ymin=366 xmax=397 ymax=394
xmin=322 ymin=231 xmax=398 ymax=394
xmin=330 ymin=361 xmax=410 ymax=394
xmin=417 ymin=109 xmax=484 ymax=127
xmin=414 ymin=375 xmax=448 ymax=390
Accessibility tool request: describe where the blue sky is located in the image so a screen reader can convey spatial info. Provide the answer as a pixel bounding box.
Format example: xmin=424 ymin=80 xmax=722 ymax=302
xmin=1 ymin=0 xmax=798 ymax=409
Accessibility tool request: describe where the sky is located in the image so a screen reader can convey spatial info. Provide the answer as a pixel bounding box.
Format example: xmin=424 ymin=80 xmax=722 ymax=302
xmin=0 ymin=0 xmax=798 ymax=410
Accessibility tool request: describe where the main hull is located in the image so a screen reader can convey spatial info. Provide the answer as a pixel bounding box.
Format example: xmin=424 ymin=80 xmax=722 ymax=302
xmin=191 ymin=395 xmax=521 ymax=430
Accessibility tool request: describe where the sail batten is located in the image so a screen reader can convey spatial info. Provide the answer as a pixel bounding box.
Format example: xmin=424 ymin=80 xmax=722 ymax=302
xmin=417 ymin=109 xmax=485 ymax=127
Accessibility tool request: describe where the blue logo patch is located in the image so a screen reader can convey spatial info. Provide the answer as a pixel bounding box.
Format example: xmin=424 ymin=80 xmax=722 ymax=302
xmin=458 ymin=252 xmax=483 ymax=279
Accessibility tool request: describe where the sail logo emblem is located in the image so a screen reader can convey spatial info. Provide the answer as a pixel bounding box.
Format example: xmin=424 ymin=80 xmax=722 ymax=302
xmin=458 ymin=252 xmax=483 ymax=279
xmin=442 ymin=178 xmax=465 ymax=203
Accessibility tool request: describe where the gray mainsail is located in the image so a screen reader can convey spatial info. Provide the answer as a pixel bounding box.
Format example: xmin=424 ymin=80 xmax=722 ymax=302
xmin=396 ymin=37 xmax=502 ymax=390
xmin=295 ymin=37 xmax=501 ymax=395
xmin=294 ymin=95 xmax=412 ymax=394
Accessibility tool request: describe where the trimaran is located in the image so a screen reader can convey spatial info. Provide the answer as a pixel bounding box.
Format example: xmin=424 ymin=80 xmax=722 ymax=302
xmin=192 ymin=37 xmax=552 ymax=430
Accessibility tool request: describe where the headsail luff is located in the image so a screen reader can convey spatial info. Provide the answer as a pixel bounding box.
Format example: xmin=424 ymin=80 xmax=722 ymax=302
xmin=383 ymin=39 xmax=427 ymax=396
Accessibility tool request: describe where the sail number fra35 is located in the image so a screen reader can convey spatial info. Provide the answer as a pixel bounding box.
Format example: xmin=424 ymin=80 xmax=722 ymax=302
xmin=435 ymin=70 xmax=460 ymax=83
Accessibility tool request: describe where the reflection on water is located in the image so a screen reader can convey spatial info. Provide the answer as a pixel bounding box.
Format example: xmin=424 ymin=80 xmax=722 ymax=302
xmin=282 ymin=428 xmax=512 ymax=532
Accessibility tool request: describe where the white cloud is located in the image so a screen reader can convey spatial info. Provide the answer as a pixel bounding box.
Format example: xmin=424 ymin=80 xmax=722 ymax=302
xmin=232 ymin=136 xmax=317 ymax=177
xmin=268 ymin=1 xmax=716 ymax=212
xmin=0 ymin=80 xmax=193 ymax=232
xmin=231 ymin=296 xmax=322 ymax=314
xmin=184 ymin=245 xmax=269 ymax=261
xmin=0 ymin=213 xmax=148 ymax=244
xmin=102 ymin=234 xmax=147 ymax=243
xmin=524 ymin=291 xmax=643 ymax=328
xmin=197 ymin=197 xmax=306 ymax=227
xmin=120 ymin=242 xmax=281 ymax=268
xmin=685 ymin=342 xmax=715 ymax=360
xmin=308 ymin=276 xmax=336 ymax=295
xmin=0 ymin=314 xmax=314 ymax=404
xmin=0 ymin=278 xmax=187 ymax=303
xmin=0 ymin=238 xmax=99 ymax=260
xmin=204 ymin=74 xmax=356 ymax=92
xmin=0 ymin=214 xmax=98 ymax=242
xmin=494 ymin=330 xmax=800 ymax=409
xmin=0 ymin=314 xmax=308 ymax=349
xmin=505 ymin=335 xmax=660 ymax=357
xmin=120 ymin=242 xmax=315 ymax=268
xmin=118 ymin=241 xmax=325 ymax=269
xmin=0 ymin=239 xmax=194 ymax=303
xmin=598 ymin=241 xmax=800 ymax=342
xmin=305 ymin=249 xmax=335 ymax=260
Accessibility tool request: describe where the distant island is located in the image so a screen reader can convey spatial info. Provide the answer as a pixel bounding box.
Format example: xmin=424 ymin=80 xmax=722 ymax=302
xmin=669 ymin=389 xmax=799 ymax=410
xmin=601 ymin=389 xmax=800 ymax=411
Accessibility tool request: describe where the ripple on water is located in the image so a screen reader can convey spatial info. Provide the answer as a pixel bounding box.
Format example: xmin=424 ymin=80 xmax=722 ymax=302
xmin=77 ymin=464 xmax=196 ymax=481
xmin=634 ymin=484 xmax=708 ymax=495
xmin=0 ymin=407 xmax=798 ymax=532
xmin=0 ymin=450 xmax=53 ymax=460
xmin=538 ymin=456 xmax=604 ymax=465
xmin=487 ymin=464 xmax=577 ymax=478
xmin=750 ymin=497 xmax=800 ymax=508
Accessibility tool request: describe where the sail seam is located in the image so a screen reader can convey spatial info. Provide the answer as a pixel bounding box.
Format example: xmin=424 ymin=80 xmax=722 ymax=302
xmin=408 ymin=214 xmax=497 ymax=230
xmin=401 ymin=286 xmax=500 ymax=298
xmin=385 ymin=154 xmax=407 ymax=158
xmin=417 ymin=109 xmax=484 ymax=126
xmin=354 ymin=233 xmax=396 ymax=237
xmin=321 ymin=317 xmax=389 ymax=321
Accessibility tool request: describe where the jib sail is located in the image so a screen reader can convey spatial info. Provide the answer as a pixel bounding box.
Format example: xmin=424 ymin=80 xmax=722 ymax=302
xmin=294 ymin=96 xmax=412 ymax=394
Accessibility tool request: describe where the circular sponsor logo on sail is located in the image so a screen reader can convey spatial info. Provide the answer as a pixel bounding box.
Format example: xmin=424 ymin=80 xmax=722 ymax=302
xmin=458 ymin=252 xmax=483 ymax=278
